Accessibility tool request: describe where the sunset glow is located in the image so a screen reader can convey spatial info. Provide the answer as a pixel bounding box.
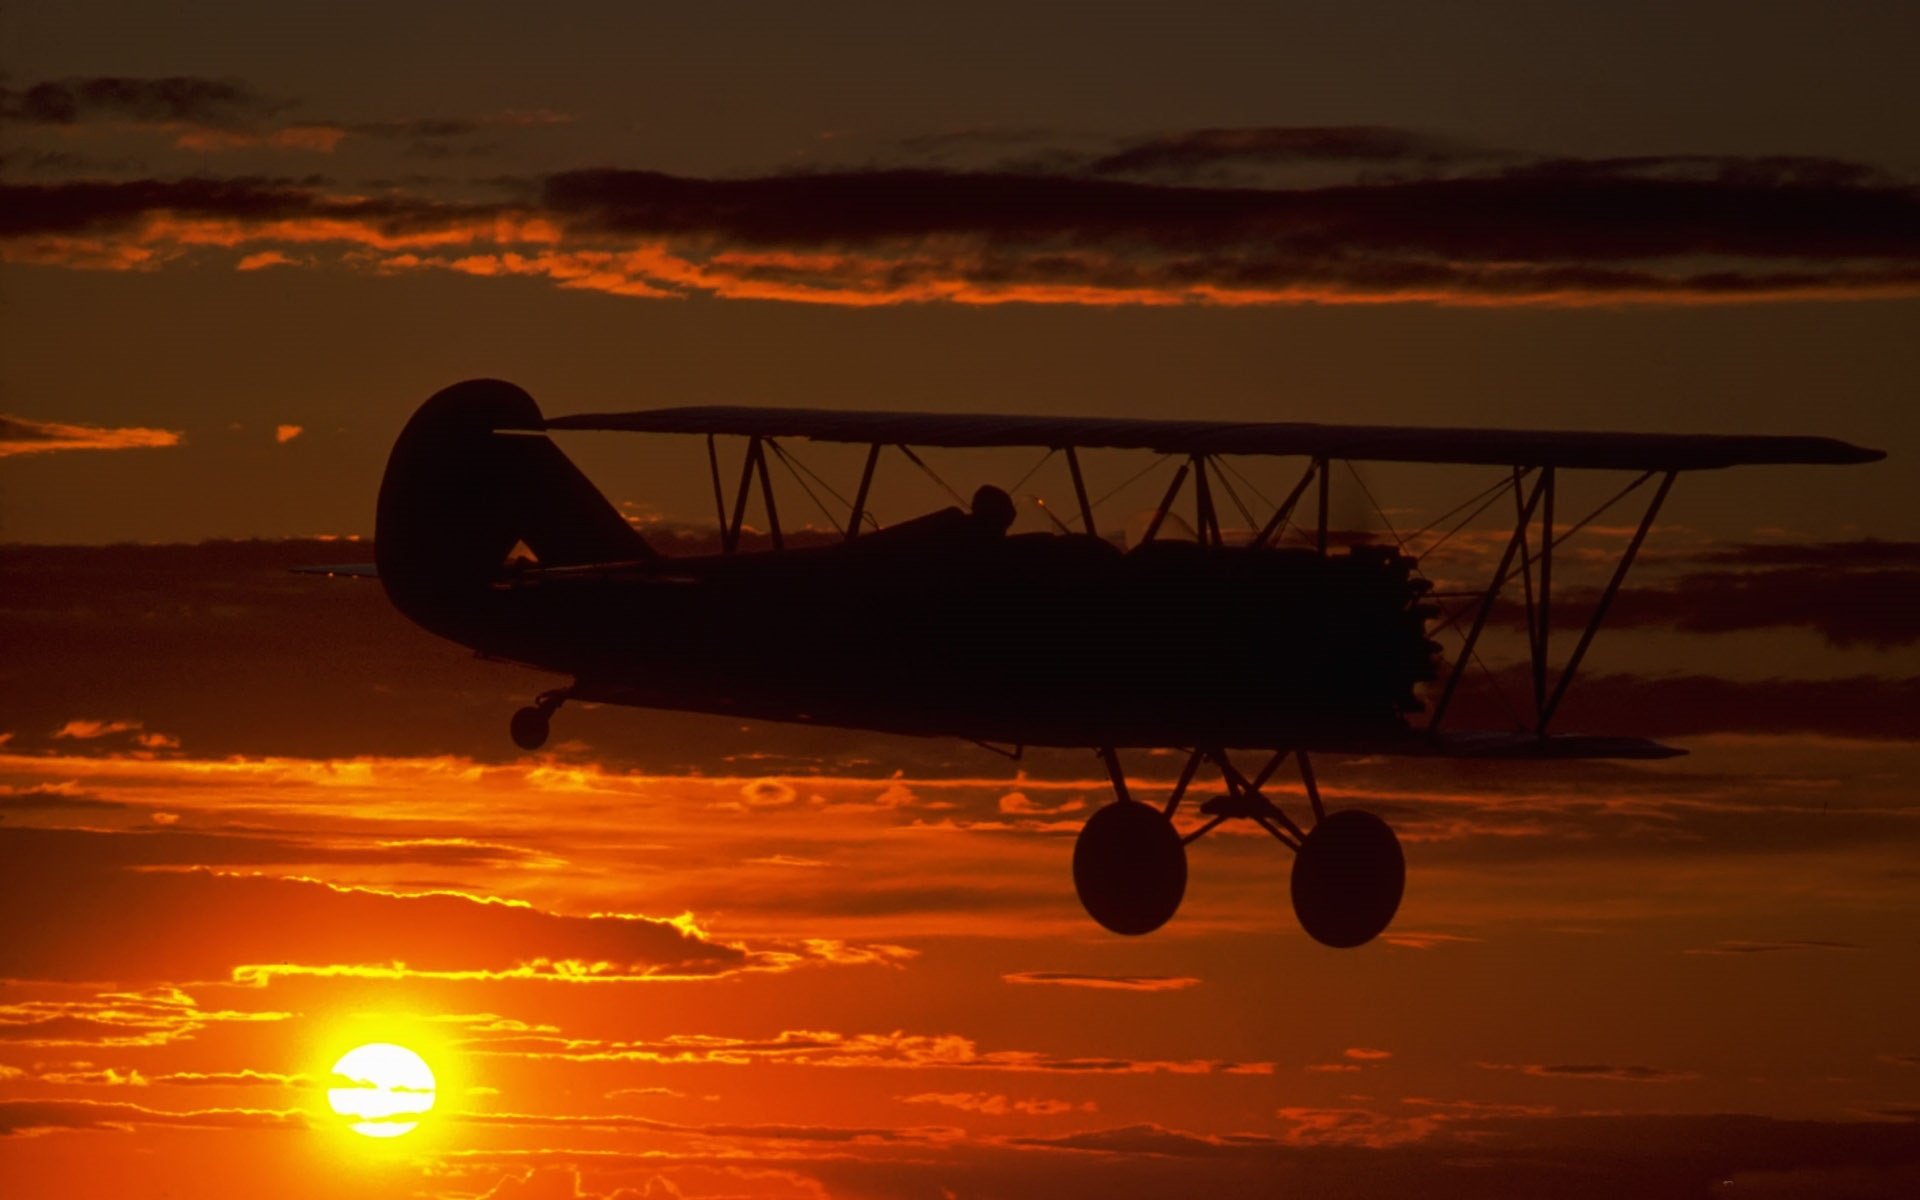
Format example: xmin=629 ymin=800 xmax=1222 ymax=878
xmin=3 ymin=5 xmax=1916 ymax=1198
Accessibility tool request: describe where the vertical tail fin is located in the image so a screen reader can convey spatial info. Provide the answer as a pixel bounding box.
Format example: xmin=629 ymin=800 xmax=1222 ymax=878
xmin=376 ymin=379 xmax=654 ymax=633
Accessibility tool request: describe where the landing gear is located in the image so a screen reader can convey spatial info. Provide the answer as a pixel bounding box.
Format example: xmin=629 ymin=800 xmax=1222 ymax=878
xmin=1291 ymin=809 xmax=1404 ymax=949
xmin=1073 ymin=799 xmax=1187 ymax=936
xmin=1071 ymin=746 xmax=1403 ymax=947
xmin=508 ymin=688 xmax=571 ymax=752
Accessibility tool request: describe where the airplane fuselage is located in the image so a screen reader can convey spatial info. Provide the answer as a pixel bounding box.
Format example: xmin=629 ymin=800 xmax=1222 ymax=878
xmin=429 ymin=530 xmax=1437 ymax=749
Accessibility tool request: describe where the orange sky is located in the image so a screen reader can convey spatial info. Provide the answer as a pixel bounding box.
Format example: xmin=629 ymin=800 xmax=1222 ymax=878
xmin=4 ymin=3 xmax=1920 ymax=1197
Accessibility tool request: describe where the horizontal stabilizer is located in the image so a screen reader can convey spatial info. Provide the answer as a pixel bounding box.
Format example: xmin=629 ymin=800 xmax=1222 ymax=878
xmin=1382 ymin=731 xmax=1686 ymax=760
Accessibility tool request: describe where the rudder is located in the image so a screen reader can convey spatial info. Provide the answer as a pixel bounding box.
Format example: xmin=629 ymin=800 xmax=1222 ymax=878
xmin=375 ymin=379 xmax=653 ymax=635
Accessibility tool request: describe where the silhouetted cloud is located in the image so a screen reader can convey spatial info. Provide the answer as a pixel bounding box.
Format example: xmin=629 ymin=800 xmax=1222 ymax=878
xmin=0 ymin=176 xmax=500 ymax=241
xmin=145 ymin=1069 xmax=315 ymax=1088
xmin=1692 ymin=539 xmax=1920 ymax=569
xmin=0 ymin=987 xmax=288 ymax=1049
xmin=538 ymin=158 xmax=1920 ymax=264
xmin=0 ymin=75 xmax=573 ymax=158
xmin=1479 ymin=1060 xmax=1699 ymax=1083
xmin=0 ymin=414 xmax=181 ymax=456
xmin=901 ymin=1092 xmax=1087 ymax=1116
xmin=0 ymin=1098 xmax=305 ymax=1136
xmin=1493 ymin=541 xmax=1920 ymax=647
xmin=1684 ymin=940 xmax=1859 ymax=955
xmin=0 ymin=784 xmax=122 ymax=813
xmin=1083 ymin=126 xmax=1483 ymax=178
xmin=1523 ymin=671 xmax=1920 ymax=741
xmin=458 ymin=1110 xmax=955 ymax=1145
xmin=431 ymin=1109 xmax=1920 ymax=1200
xmin=0 ymin=76 xmax=283 ymax=129
xmin=467 ymin=1027 xmax=1273 ymax=1075
xmin=5 ymin=143 xmax=1916 ymax=305
xmin=1002 ymin=971 xmax=1200 ymax=992
xmin=0 ymin=825 xmax=787 ymax=983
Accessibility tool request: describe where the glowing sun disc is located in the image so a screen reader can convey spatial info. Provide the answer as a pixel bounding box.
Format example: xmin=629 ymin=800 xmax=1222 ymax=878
xmin=328 ymin=1042 xmax=436 ymax=1138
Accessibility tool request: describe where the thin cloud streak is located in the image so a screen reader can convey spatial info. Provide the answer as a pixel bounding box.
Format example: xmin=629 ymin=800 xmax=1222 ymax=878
xmin=1002 ymin=972 xmax=1201 ymax=992
xmin=0 ymin=414 xmax=182 ymax=457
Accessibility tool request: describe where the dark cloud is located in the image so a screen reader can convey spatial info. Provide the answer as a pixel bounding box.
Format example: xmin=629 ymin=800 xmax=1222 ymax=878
xmin=1482 ymin=1061 xmax=1701 ymax=1083
xmin=1685 ymin=940 xmax=1860 ymax=955
xmin=432 ymin=1108 xmax=1920 ymax=1200
xmin=1084 ymin=126 xmax=1481 ymax=178
xmin=1501 ymin=153 xmax=1901 ymax=190
xmin=0 ymin=986 xmax=282 ymax=1049
xmin=6 ymin=144 xmax=1913 ymax=304
xmin=0 ymin=77 xmax=284 ymax=128
xmin=515 ymin=160 xmax=1920 ymax=302
xmin=0 ymin=148 xmax=139 ymax=175
xmin=1002 ymin=972 xmax=1200 ymax=992
xmin=0 ymin=1098 xmax=305 ymax=1136
xmin=0 ymin=176 xmax=495 ymax=240
xmin=459 ymin=1110 xmax=947 ymax=1144
xmin=802 ymin=1112 xmax=1920 ymax=1200
xmin=0 ymin=75 xmax=568 ymax=160
xmin=1491 ymin=539 xmax=1920 ymax=647
xmin=1692 ymin=540 xmax=1920 ymax=569
xmin=0 ymin=825 xmax=759 ymax=983
xmin=1007 ymin=1122 xmax=1280 ymax=1157
xmin=1454 ymin=668 xmax=1920 ymax=741
xmin=0 ymin=825 xmax=539 ymax=871
xmin=468 ymin=1027 xmax=1266 ymax=1076
xmin=539 ymin=163 xmax=1920 ymax=264
xmin=0 ymin=785 xmax=123 ymax=813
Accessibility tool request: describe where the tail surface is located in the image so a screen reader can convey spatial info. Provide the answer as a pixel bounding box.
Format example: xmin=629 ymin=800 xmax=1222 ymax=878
xmin=375 ymin=379 xmax=653 ymax=636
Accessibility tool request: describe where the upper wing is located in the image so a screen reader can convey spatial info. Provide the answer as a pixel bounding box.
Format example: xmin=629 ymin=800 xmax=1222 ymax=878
xmin=544 ymin=407 xmax=1882 ymax=471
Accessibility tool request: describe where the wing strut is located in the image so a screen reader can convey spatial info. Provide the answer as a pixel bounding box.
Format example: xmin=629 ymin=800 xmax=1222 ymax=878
xmin=1253 ymin=459 xmax=1321 ymax=549
xmin=1429 ymin=470 xmax=1550 ymax=731
xmin=1538 ymin=470 xmax=1676 ymax=732
xmin=1428 ymin=468 xmax=1679 ymax=736
xmin=847 ymin=443 xmax=882 ymax=539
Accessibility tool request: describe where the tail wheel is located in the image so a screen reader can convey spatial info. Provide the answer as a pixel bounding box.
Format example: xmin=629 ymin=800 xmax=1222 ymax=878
xmin=1073 ymin=801 xmax=1187 ymax=936
xmin=509 ymin=706 xmax=551 ymax=751
xmin=1290 ymin=809 xmax=1404 ymax=948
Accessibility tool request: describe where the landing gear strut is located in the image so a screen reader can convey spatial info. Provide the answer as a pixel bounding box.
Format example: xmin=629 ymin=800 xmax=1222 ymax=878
xmin=508 ymin=688 xmax=571 ymax=751
xmin=1072 ymin=746 xmax=1404 ymax=947
xmin=1072 ymin=749 xmax=1187 ymax=936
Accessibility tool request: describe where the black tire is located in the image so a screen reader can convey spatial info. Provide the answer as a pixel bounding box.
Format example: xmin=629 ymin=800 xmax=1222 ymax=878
xmin=509 ymin=706 xmax=550 ymax=751
xmin=1290 ymin=809 xmax=1404 ymax=948
xmin=1073 ymin=801 xmax=1187 ymax=936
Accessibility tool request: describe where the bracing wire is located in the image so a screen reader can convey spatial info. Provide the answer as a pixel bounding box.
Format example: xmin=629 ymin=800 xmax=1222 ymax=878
xmin=1209 ymin=461 xmax=1260 ymax=532
xmin=895 ymin=444 xmax=970 ymax=507
xmin=1006 ymin=447 xmax=1056 ymax=495
xmin=764 ymin=439 xmax=841 ymax=531
xmin=1090 ymin=453 xmax=1173 ymax=510
xmin=1344 ymin=459 xmax=1404 ymax=552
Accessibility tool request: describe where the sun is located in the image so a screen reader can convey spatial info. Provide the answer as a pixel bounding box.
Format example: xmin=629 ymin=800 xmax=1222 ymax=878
xmin=327 ymin=1043 xmax=437 ymax=1138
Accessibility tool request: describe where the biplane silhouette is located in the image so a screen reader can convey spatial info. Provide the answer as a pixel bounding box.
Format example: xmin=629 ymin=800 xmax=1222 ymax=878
xmin=321 ymin=378 xmax=1882 ymax=947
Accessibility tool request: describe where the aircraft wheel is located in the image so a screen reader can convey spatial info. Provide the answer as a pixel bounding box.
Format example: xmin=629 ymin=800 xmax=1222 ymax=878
xmin=1073 ymin=801 xmax=1187 ymax=936
xmin=509 ymin=706 xmax=550 ymax=751
xmin=1290 ymin=809 xmax=1404 ymax=948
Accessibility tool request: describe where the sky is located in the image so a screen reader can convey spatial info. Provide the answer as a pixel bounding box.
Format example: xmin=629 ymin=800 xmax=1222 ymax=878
xmin=3 ymin=2 xmax=1919 ymax=1197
